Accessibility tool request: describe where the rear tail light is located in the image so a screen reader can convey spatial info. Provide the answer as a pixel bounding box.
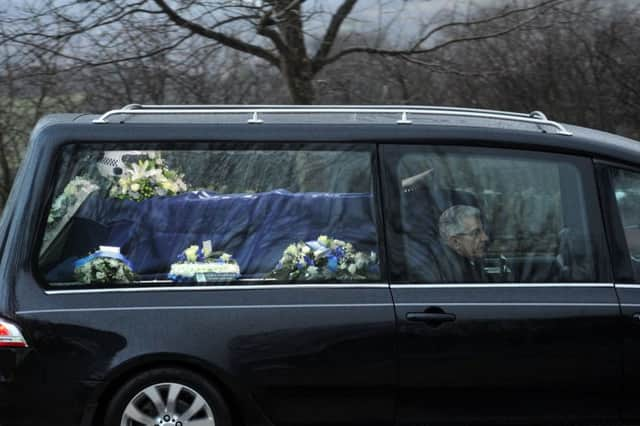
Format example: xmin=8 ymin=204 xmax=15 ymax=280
xmin=0 ymin=318 xmax=28 ymax=348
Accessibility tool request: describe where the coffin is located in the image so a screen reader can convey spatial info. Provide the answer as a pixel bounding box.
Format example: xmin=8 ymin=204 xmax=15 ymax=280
xmin=43 ymin=190 xmax=378 ymax=282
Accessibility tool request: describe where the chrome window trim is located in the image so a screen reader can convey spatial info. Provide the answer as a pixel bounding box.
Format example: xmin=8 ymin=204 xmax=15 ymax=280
xmin=396 ymin=302 xmax=618 ymax=307
xmin=42 ymin=282 xmax=613 ymax=295
xmin=615 ymin=284 xmax=640 ymax=289
xmin=44 ymin=283 xmax=390 ymax=295
xmin=391 ymin=283 xmax=612 ymax=289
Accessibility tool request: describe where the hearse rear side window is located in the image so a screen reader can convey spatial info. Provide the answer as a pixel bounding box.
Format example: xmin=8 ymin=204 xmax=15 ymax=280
xmin=38 ymin=143 xmax=381 ymax=288
xmin=383 ymin=145 xmax=606 ymax=283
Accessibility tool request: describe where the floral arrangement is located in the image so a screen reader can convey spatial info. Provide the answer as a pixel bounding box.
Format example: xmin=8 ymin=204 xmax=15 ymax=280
xmin=73 ymin=248 xmax=135 ymax=284
xmin=169 ymin=243 xmax=240 ymax=282
xmin=47 ymin=176 xmax=99 ymax=227
xmin=271 ymin=235 xmax=378 ymax=281
xmin=42 ymin=176 xmax=100 ymax=254
xmin=109 ymin=152 xmax=188 ymax=201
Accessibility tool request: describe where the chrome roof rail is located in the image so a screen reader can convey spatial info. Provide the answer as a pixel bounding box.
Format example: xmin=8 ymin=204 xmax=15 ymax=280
xmin=92 ymin=105 xmax=572 ymax=136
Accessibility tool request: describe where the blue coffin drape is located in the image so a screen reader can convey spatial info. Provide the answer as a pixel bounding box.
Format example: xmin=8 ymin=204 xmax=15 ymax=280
xmin=54 ymin=190 xmax=377 ymax=280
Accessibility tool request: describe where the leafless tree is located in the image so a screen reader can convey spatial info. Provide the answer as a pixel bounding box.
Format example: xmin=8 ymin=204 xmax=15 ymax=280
xmin=1 ymin=0 xmax=571 ymax=104
xmin=1 ymin=0 xmax=640 ymax=213
xmin=431 ymin=0 xmax=640 ymax=138
xmin=0 ymin=44 xmax=78 ymax=207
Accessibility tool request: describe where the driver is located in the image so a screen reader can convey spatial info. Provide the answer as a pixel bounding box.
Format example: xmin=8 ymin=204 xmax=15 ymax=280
xmin=418 ymin=205 xmax=490 ymax=282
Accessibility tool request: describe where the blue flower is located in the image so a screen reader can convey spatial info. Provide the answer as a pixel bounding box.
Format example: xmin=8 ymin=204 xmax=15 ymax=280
xmin=196 ymin=248 xmax=205 ymax=262
xmin=304 ymin=255 xmax=315 ymax=266
xmin=335 ymin=246 xmax=345 ymax=260
xmin=177 ymin=253 xmax=187 ymax=262
xmin=168 ymin=273 xmax=189 ymax=282
xmin=296 ymin=262 xmax=304 ymax=270
xmin=327 ymin=256 xmax=338 ymax=272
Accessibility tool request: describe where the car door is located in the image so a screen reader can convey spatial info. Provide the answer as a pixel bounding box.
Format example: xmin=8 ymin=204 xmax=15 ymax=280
xmin=598 ymin=163 xmax=640 ymax=424
xmin=382 ymin=145 xmax=621 ymax=425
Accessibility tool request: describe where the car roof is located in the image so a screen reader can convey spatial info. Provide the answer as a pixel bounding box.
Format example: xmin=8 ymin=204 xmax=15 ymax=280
xmin=30 ymin=106 xmax=640 ymax=168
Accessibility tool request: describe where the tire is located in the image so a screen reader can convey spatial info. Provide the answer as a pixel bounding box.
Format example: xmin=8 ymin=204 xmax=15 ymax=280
xmin=104 ymin=367 xmax=232 ymax=426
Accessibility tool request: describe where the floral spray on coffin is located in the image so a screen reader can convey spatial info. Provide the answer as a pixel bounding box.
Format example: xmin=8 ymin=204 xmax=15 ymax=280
xmin=109 ymin=152 xmax=189 ymax=201
xmin=169 ymin=241 xmax=240 ymax=283
xmin=74 ymin=246 xmax=135 ymax=284
xmin=271 ymin=235 xmax=379 ymax=281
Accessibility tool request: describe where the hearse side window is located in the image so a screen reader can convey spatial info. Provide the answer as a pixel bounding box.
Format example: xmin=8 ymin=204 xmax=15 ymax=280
xmin=610 ymin=168 xmax=640 ymax=282
xmin=384 ymin=146 xmax=600 ymax=283
xmin=38 ymin=144 xmax=381 ymax=288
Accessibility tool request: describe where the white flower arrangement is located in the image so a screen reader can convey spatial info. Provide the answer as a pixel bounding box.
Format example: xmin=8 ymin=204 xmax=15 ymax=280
xmin=169 ymin=243 xmax=240 ymax=282
xmin=109 ymin=152 xmax=188 ymax=201
xmin=47 ymin=176 xmax=99 ymax=226
xmin=271 ymin=235 xmax=378 ymax=281
xmin=73 ymin=249 xmax=135 ymax=284
xmin=42 ymin=176 xmax=100 ymax=254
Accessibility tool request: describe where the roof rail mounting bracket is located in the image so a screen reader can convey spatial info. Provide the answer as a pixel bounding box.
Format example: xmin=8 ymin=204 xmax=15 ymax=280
xmin=530 ymin=110 xmax=548 ymax=120
xmin=397 ymin=111 xmax=413 ymax=125
xmin=248 ymin=111 xmax=264 ymax=124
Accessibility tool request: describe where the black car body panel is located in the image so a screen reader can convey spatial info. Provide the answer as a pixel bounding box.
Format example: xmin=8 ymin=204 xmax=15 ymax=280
xmin=391 ymin=285 xmax=621 ymax=425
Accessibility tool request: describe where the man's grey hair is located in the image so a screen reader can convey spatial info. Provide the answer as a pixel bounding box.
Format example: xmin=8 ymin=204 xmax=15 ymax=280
xmin=439 ymin=205 xmax=482 ymax=241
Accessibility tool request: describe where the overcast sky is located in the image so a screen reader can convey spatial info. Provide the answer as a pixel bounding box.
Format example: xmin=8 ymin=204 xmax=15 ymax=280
xmin=0 ymin=0 xmax=510 ymax=19
xmin=0 ymin=0 xmax=516 ymax=48
xmin=1 ymin=0 xmax=630 ymax=46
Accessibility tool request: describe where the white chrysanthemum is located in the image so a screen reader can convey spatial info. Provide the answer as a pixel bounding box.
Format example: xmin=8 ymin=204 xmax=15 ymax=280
xmin=355 ymin=252 xmax=367 ymax=269
xmin=184 ymin=245 xmax=199 ymax=262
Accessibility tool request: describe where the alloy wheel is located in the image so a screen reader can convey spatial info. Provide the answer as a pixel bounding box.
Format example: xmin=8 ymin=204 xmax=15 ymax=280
xmin=120 ymin=382 xmax=216 ymax=426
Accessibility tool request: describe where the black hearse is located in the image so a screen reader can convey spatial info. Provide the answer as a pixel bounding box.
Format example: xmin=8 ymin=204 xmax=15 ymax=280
xmin=1 ymin=105 xmax=640 ymax=426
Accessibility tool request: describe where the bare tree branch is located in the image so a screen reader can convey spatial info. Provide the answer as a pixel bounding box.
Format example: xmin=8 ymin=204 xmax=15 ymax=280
xmin=255 ymin=8 xmax=289 ymax=55
xmin=312 ymin=0 xmax=358 ymax=71
xmin=410 ymin=0 xmax=566 ymax=50
xmin=318 ymin=0 xmax=562 ymax=69
xmin=152 ymin=0 xmax=281 ymax=67
xmin=11 ymin=33 xmax=195 ymax=77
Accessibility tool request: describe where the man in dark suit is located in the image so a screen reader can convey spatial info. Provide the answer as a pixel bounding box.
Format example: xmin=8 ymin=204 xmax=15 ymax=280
xmin=409 ymin=204 xmax=490 ymax=283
